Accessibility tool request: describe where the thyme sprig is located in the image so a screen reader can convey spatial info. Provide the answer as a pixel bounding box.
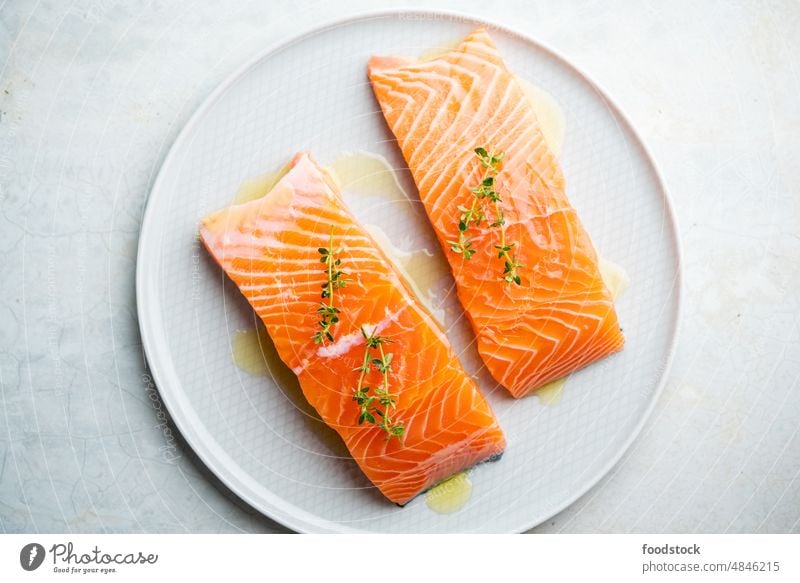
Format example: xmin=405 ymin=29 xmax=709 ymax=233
xmin=352 ymin=327 xmax=404 ymax=441
xmin=313 ymin=228 xmax=348 ymax=344
xmin=448 ymin=147 xmax=522 ymax=285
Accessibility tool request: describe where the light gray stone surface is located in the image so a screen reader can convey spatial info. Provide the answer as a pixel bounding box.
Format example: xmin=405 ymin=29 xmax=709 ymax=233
xmin=1 ymin=0 xmax=798 ymax=533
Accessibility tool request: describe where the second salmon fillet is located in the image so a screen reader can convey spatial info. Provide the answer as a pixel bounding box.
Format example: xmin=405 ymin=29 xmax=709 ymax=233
xmin=368 ymin=29 xmax=625 ymax=397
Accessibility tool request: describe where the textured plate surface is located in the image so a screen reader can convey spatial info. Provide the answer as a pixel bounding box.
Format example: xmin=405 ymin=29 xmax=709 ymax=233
xmin=136 ymin=10 xmax=681 ymax=533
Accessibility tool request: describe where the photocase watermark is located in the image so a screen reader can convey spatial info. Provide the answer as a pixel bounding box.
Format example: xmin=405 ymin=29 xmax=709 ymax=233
xmin=0 ymin=77 xmax=26 ymax=196
xmin=142 ymin=370 xmax=180 ymax=463
xmin=191 ymin=238 xmax=203 ymax=303
xmin=19 ymin=541 xmax=158 ymax=575
xmin=19 ymin=542 xmax=46 ymax=571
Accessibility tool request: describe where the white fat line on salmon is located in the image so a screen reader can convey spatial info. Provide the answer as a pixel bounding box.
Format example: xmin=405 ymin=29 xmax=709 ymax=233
xmin=314 ymin=307 xmax=408 ymax=360
xmin=278 ymin=287 xmax=300 ymax=302
xmin=291 ymin=358 xmax=310 ymax=376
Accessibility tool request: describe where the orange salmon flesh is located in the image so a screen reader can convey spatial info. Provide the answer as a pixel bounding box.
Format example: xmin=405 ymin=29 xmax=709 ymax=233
xmin=200 ymin=152 xmax=505 ymax=504
xmin=368 ymin=29 xmax=625 ymax=397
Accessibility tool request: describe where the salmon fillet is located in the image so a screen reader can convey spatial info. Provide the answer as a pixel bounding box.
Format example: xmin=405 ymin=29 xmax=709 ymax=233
xmin=200 ymin=152 xmax=505 ymax=504
xmin=368 ymin=29 xmax=625 ymax=398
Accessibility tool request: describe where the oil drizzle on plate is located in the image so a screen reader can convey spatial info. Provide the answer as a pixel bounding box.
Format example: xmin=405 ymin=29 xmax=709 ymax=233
xmin=231 ymin=326 xmax=273 ymax=376
xmin=599 ymin=257 xmax=630 ymax=300
xmin=230 ymin=323 xmax=304 ymax=402
xmin=231 ymin=323 xmax=351 ymax=457
xmin=536 ymin=377 xmax=567 ymax=406
xmin=419 ymin=39 xmax=460 ymax=62
xmin=232 ymin=162 xmax=291 ymax=204
xmin=329 ymin=151 xmax=408 ymax=199
xmin=425 ymin=472 xmax=472 ymax=514
xmin=517 ymin=78 xmax=566 ymax=157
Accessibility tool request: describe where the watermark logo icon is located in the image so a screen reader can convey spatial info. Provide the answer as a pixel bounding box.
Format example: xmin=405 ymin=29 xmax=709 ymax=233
xmin=20 ymin=543 xmax=46 ymax=571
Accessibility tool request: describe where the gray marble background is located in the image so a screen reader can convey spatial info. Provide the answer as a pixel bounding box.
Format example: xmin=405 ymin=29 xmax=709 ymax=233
xmin=1 ymin=0 xmax=798 ymax=533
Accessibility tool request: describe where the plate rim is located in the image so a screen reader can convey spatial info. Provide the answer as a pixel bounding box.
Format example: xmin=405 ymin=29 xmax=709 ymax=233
xmin=135 ymin=7 xmax=683 ymax=534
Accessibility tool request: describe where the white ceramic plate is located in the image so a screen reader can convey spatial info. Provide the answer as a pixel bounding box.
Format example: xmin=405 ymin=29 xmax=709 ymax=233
xmin=136 ymin=10 xmax=681 ymax=533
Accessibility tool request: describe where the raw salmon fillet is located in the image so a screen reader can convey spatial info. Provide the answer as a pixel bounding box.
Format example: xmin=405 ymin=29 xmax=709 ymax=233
xmin=200 ymin=152 xmax=505 ymax=504
xmin=368 ymin=29 xmax=625 ymax=398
